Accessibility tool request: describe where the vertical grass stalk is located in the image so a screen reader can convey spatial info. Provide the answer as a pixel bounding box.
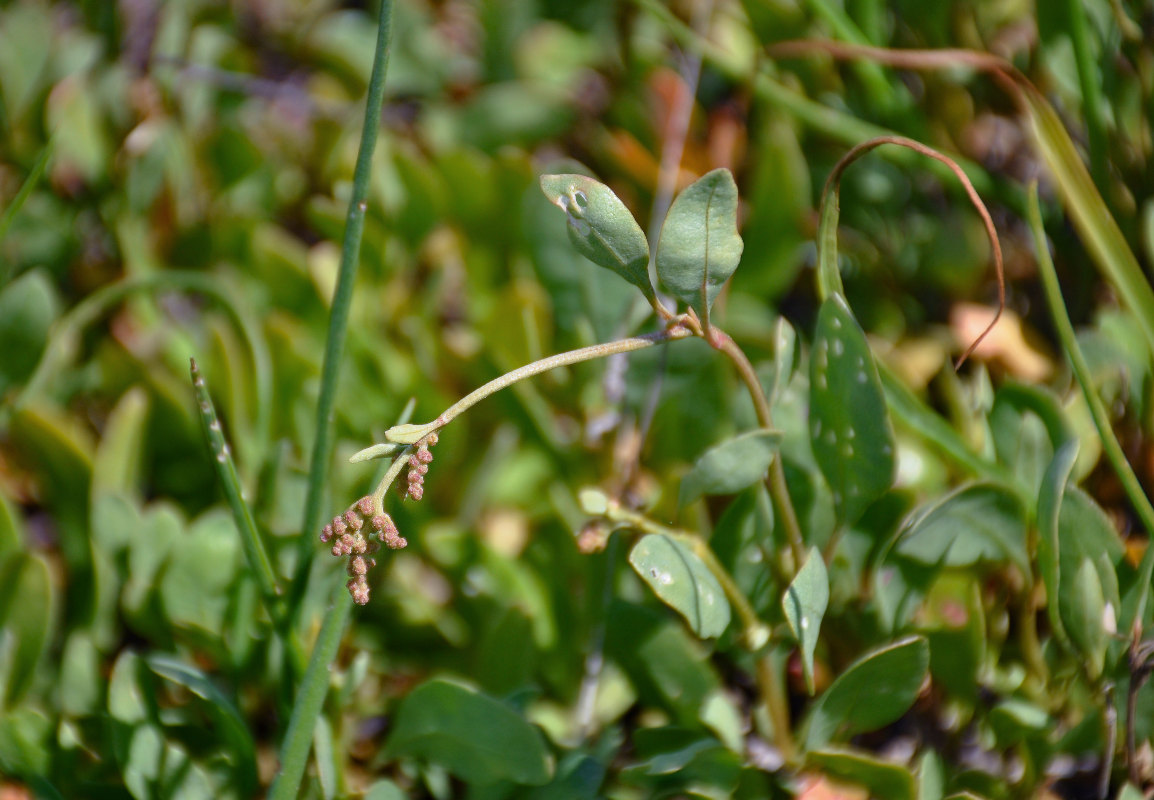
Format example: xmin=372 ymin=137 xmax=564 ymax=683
xmin=273 ymin=1 xmax=394 ymax=795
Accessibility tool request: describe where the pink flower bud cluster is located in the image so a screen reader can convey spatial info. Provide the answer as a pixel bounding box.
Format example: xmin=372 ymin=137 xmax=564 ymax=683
xmin=319 ymin=495 xmax=407 ymax=605
xmin=402 ymin=432 xmax=438 ymax=502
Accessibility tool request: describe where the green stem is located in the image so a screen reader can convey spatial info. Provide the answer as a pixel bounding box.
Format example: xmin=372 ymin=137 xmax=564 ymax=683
xmin=191 ymin=359 xmax=306 ymax=676
xmin=0 ymin=141 xmax=53 ymax=277
xmin=1065 ymin=0 xmax=1109 ymax=194
xmin=1027 ymin=184 xmax=1154 ymax=630
xmin=268 ymin=587 xmax=353 ymax=800
xmin=383 ymin=327 xmax=693 ymax=444
xmin=714 ymin=331 xmax=806 ymax=568
xmin=756 ymin=650 xmax=797 ymax=762
xmin=298 ymin=0 xmax=395 ymax=566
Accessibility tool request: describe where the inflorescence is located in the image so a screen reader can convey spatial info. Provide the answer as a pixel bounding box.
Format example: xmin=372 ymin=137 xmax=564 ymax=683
xmin=319 ymin=432 xmax=439 ymax=604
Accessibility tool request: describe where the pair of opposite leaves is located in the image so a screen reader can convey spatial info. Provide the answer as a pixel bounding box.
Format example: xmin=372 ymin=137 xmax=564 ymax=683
xmin=540 ymin=169 xmax=743 ymax=322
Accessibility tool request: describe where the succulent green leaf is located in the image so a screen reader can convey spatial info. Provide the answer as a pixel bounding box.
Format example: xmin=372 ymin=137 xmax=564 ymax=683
xmin=539 ymin=174 xmax=654 ymax=302
xmin=807 ymin=747 xmax=916 ymax=800
xmin=383 ymin=677 xmax=552 ymax=786
xmin=803 ymin=636 xmax=929 ymax=750
xmin=809 ymin=295 xmax=896 ymax=526
xmin=783 ymin=546 xmax=828 ymax=695
xmin=896 ymin=483 xmax=1029 ymax=578
xmin=655 ymin=168 xmax=744 ymax=319
xmin=629 ymin=534 xmax=731 ymax=639
xmin=0 ymin=553 xmax=54 ymax=705
xmin=1056 ymin=487 xmax=1122 ymax=669
xmin=0 ymin=269 xmax=59 ymax=396
xmin=1037 ymin=440 xmax=1079 ymax=648
xmin=679 ymin=429 xmax=780 ymax=509
xmin=1069 ymin=558 xmax=1108 ymax=679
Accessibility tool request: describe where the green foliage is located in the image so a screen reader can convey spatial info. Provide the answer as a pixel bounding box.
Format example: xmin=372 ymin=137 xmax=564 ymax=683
xmin=2 ymin=0 xmax=1154 ymax=797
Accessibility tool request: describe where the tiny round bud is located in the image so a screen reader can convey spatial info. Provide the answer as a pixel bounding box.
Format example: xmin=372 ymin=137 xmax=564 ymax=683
xmin=332 ymin=518 xmax=347 ymax=536
xmin=415 ymin=464 xmax=429 ymax=476
xmin=349 ymin=555 xmax=368 ymax=576
xmin=425 ymin=432 xmax=439 ymax=446
xmin=417 ymin=448 xmax=434 ymax=464
xmin=320 ymin=524 xmax=333 ymax=542
xmin=371 ymin=514 xmax=387 ymax=531
xmin=352 ymin=533 xmax=368 ymax=554
xmin=356 ymin=496 xmax=374 ymax=516
xmin=408 ymin=469 xmax=423 ymax=483
xmin=409 ymin=454 xmax=421 ymax=468
xmin=347 ymin=577 xmax=371 ymax=605
xmin=339 ymin=533 xmax=355 ymax=555
xmin=348 ymin=515 xmax=363 ymax=531
xmin=407 ymin=484 xmax=424 ymax=501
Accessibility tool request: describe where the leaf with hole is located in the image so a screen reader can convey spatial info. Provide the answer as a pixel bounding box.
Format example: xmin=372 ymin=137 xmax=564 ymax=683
xmin=783 ymin=546 xmax=828 ymax=695
xmin=679 ymin=429 xmax=780 ymax=509
xmin=383 ymin=677 xmax=552 ymax=786
xmin=803 ymin=635 xmax=928 ymax=750
xmin=809 ymin=295 xmax=895 ymax=526
xmin=539 ymin=174 xmax=654 ymax=303
xmin=655 ymin=168 xmax=744 ymax=320
xmin=629 ymin=534 xmax=731 ymax=639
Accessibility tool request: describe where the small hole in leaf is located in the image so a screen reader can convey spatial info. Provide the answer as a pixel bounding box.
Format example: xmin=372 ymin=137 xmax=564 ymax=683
xmin=574 ymin=190 xmax=588 ymax=209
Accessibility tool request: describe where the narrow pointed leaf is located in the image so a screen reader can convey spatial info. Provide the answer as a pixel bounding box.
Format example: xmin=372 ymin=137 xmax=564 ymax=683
xmin=539 ymin=174 xmax=654 ymax=302
xmin=810 ymin=295 xmax=895 ymax=525
xmin=629 ymin=533 xmax=731 ymax=639
xmin=783 ymin=546 xmax=828 ymax=695
xmin=655 ymin=168 xmax=744 ymax=319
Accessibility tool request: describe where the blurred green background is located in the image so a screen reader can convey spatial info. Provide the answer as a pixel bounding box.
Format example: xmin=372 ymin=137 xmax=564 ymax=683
xmin=3 ymin=0 xmax=1154 ymax=797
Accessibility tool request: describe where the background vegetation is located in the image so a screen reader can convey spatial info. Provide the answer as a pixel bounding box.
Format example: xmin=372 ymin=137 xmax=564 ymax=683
xmin=2 ymin=0 xmax=1154 ymax=797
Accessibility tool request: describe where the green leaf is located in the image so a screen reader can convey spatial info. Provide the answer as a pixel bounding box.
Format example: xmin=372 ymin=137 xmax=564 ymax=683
xmin=383 ymin=677 xmax=552 ymax=786
xmin=809 ymin=295 xmax=895 ymax=526
xmin=0 ymin=268 xmax=59 ymax=396
xmin=92 ymin=387 xmax=150 ymax=499
xmin=1037 ymin=440 xmax=1080 ymax=648
xmin=782 ymin=546 xmax=828 ymax=695
xmin=803 ymin=635 xmax=929 ymax=750
xmin=895 ymin=483 xmax=1029 ymax=578
xmin=539 ymin=173 xmax=654 ymax=302
xmin=629 ymin=534 xmax=731 ymax=639
xmin=807 ymin=747 xmax=916 ymax=800
xmin=146 ymin=654 xmax=258 ymax=794
xmin=655 ymin=168 xmax=744 ymax=320
xmin=1069 ymin=558 xmax=1109 ymax=680
xmin=679 ymin=429 xmax=780 ymax=508
xmin=0 ymin=552 xmax=54 ymax=705
xmin=1056 ymin=487 xmax=1123 ymax=667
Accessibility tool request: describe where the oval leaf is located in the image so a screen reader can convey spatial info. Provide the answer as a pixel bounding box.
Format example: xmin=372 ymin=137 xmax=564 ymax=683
xmin=679 ymin=429 xmax=780 ymax=509
xmin=0 ymin=269 xmax=59 ymax=396
xmin=655 ymin=168 xmax=743 ymax=319
xmin=539 ymin=174 xmax=654 ymax=302
xmin=783 ymin=546 xmax=828 ymax=695
xmin=383 ymin=677 xmax=552 ymax=786
xmin=629 ymin=534 xmax=731 ymax=639
xmin=895 ymin=483 xmax=1028 ymax=578
xmin=809 ymin=295 xmax=895 ymax=526
xmin=803 ymin=635 xmax=929 ymax=750
xmin=1057 ymin=487 xmax=1122 ymax=666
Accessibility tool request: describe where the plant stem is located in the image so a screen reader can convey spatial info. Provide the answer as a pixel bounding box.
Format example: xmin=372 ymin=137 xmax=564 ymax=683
xmin=268 ymin=585 xmax=353 ymax=800
xmin=191 ymin=359 xmax=306 ymax=676
xmin=756 ymin=649 xmax=797 ymax=762
xmin=714 ymin=330 xmax=806 ymax=568
xmin=1064 ymin=0 xmax=1109 ymax=194
xmin=387 ymin=327 xmax=693 ymax=443
xmin=1028 ymin=184 xmax=1154 ymax=630
xmin=298 ymin=0 xmax=395 ymax=567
